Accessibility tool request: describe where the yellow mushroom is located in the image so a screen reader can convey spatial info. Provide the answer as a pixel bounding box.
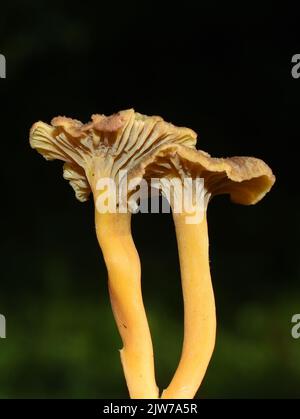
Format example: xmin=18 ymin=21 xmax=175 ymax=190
xmin=135 ymin=145 xmax=275 ymax=398
xmin=29 ymin=109 xmax=275 ymax=399
xmin=29 ymin=109 xmax=197 ymax=399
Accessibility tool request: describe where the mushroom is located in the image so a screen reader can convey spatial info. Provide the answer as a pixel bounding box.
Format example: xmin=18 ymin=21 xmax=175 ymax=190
xmin=29 ymin=109 xmax=197 ymax=399
xmin=29 ymin=109 xmax=275 ymax=399
xmin=135 ymin=144 xmax=275 ymax=399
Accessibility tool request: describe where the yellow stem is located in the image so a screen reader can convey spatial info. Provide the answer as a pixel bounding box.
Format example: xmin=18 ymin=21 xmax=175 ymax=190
xmin=95 ymin=211 xmax=158 ymax=399
xmin=162 ymin=212 xmax=216 ymax=399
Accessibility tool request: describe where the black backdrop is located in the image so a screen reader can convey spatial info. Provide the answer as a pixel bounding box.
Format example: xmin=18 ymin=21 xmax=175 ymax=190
xmin=0 ymin=2 xmax=299 ymax=398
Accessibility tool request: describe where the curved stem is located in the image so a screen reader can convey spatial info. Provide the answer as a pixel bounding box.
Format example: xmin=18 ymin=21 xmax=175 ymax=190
xmin=162 ymin=212 xmax=216 ymax=399
xmin=95 ymin=211 xmax=158 ymax=399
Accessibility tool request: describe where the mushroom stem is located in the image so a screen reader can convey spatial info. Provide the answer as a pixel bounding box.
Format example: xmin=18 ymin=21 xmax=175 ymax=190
xmin=95 ymin=211 xmax=158 ymax=399
xmin=162 ymin=211 xmax=216 ymax=399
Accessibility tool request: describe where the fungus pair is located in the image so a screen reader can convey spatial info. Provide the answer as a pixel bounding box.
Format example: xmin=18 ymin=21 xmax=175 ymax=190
xmin=30 ymin=109 xmax=275 ymax=399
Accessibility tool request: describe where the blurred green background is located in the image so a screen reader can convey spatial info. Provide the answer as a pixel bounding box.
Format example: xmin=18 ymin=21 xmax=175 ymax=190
xmin=0 ymin=2 xmax=299 ymax=398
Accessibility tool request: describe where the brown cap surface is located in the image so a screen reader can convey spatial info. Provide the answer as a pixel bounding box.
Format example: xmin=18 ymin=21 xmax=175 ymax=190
xmin=127 ymin=144 xmax=275 ymax=205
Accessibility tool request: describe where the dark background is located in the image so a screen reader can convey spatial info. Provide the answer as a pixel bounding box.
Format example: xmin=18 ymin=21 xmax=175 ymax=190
xmin=0 ymin=2 xmax=299 ymax=398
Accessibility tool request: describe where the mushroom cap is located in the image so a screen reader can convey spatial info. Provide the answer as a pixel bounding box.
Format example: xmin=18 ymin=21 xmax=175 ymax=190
xmin=126 ymin=144 xmax=275 ymax=205
xmin=30 ymin=109 xmax=275 ymax=205
xmin=30 ymin=109 xmax=197 ymax=202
